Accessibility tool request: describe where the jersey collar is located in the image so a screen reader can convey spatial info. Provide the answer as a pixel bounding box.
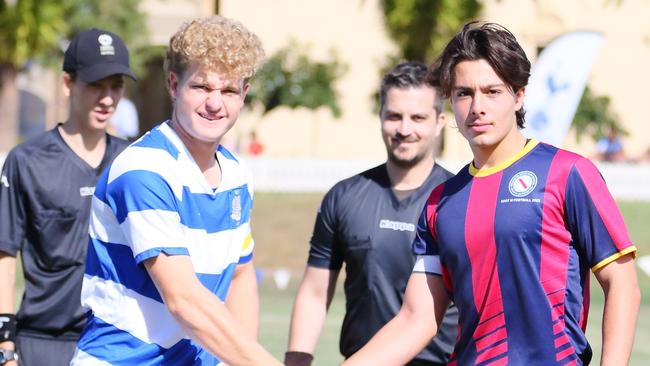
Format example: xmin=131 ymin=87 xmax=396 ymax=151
xmin=469 ymin=139 xmax=539 ymax=177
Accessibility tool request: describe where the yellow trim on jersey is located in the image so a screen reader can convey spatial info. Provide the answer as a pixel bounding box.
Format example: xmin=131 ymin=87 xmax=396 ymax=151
xmin=469 ymin=139 xmax=540 ymax=177
xmin=591 ymin=246 xmax=637 ymax=272
xmin=242 ymin=234 xmax=253 ymax=251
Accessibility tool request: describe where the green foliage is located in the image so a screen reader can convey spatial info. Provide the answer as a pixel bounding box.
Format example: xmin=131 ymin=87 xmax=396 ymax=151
xmin=0 ymin=0 xmax=152 ymax=74
xmin=572 ymin=86 xmax=626 ymax=143
xmin=381 ymin=0 xmax=482 ymax=62
xmin=0 ymin=0 xmax=68 ymax=68
xmin=246 ymin=43 xmax=347 ymax=118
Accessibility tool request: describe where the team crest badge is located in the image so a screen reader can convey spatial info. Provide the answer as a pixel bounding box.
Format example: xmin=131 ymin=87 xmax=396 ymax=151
xmin=508 ymin=171 xmax=537 ymax=197
xmin=231 ymin=190 xmax=242 ymax=223
xmin=98 ymin=34 xmax=115 ymax=55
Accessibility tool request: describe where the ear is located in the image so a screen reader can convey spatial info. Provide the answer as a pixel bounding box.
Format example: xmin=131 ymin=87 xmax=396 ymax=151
xmin=242 ymin=82 xmax=251 ymax=98
xmin=167 ymin=72 xmax=180 ymax=100
xmin=514 ymin=86 xmax=526 ymax=111
xmin=62 ymin=73 xmax=73 ymax=97
xmin=434 ymin=112 xmax=447 ymax=137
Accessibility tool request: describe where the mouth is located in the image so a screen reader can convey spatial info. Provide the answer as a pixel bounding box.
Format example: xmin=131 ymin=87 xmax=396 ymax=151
xmin=467 ymin=121 xmax=492 ymax=132
xmin=93 ymin=109 xmax=113 ymax=121
xmin=198 ymin=112 xmax=225 ymax=122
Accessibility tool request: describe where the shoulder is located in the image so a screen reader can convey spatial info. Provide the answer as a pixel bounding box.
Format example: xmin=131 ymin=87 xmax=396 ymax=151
xmin=3 ymin=129 xmax=59 ymax=165
xmin=329 ymin=163 xmax=386 ymax=197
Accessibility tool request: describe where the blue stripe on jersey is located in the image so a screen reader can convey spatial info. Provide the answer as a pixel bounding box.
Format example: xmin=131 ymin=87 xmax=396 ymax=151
xmin=86 ymin=237 xmax=238 ymax=302
xmin=132 ymin=125 xmax=181 ymax=159
xmin=134 ymin=247 xmax=190 ymax=265
xmin=218 ymin=145 xmax=239 ymax=162
xmin=104 ymin=169 xmax=252 ymax=232
xmin=238 ymin=252 xmax=253 ymax=264
xmin=78 ymin=314 xmax=217 ymax=365
xmin=85 ymin=237 xmax=164 ymax=302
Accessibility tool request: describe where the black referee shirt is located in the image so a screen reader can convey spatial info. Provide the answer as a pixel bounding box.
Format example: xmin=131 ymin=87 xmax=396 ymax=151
xmin=0 ymin=126 xmax=128 ymax=340
xmin=309 ymin=163 xmax=459 ymax=364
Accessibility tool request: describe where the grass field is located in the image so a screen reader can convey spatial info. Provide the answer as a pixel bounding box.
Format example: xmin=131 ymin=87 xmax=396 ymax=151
xmin=10 ymin=194 xmax=650 ymax=365
xmin=251 ymin=194 xmax=650 ymax=365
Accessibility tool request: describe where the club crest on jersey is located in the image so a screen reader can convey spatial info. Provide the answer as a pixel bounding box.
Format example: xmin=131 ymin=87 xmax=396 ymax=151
xmin=508 ymin=171 xmax=537 ymax=197
xmin=231 ymin=190 xmax=242 ymax=223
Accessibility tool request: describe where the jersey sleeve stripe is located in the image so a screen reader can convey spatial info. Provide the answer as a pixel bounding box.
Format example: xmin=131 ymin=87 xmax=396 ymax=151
xmin=574 ymin=158 xmax=633 ymax=251
xmin=413 ymin=255 xmax=442 ymax=275
xmin=591 ymin=246 xmax=637 ymax=272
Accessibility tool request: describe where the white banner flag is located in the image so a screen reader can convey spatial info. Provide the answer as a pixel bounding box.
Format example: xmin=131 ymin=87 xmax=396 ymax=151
xmin=523 ymin=31 xmax=605 ymax=147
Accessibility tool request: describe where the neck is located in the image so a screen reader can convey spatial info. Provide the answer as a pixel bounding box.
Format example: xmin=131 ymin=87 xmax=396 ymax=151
xmin=386 ymin=154 xmax=435 ymax=191
xmin=58 ymin=119 xmax=107 ymax=168
xmin=168 ymin=120 xmax=219 ymax=172
xmin=472 ymin=130 xmax=527 ymax=170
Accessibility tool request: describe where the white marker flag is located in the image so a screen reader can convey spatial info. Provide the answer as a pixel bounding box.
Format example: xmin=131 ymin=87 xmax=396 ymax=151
xmin=523 ymin=31 xmax=604 ymax=147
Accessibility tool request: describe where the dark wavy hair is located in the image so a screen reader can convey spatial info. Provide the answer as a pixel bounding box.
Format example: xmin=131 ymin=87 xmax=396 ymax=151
xmin=430 ymin=21 xmax=531 ymax=128
xmin=380 ymin=61 xmax=443 ymax=115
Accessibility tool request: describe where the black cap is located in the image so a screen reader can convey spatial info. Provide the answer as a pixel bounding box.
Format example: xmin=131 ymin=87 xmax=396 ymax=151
xmin=63 ymin=28 xmax=136 ymax=82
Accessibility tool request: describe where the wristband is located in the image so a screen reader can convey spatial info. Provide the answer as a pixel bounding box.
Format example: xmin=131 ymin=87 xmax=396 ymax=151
xmin=284 ymin=351 xmax=314 ymax=366
xmin=0 ymin=314 xmax=16 ymax=343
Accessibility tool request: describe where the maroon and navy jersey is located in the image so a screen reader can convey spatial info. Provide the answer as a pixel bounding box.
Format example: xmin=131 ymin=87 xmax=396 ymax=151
xmin=412 ymin=140 xmax=636 ymax=366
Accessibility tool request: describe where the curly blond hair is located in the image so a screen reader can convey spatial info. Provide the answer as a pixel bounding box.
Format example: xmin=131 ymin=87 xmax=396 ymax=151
xmin=165 ymin=16 xmax=265 ymax=81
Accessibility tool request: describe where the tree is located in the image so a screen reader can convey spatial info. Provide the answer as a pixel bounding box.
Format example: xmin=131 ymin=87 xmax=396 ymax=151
xmin=572 ymin=86 xmax=625 ymax=143
xmin=380 ymin=0 xmax=482 ymax=62
xmin=0 ymin=0 xmax=68 ymax=151
xmin=0 ymin=0 xmax=149 ymax=152
xmin=246 ymin=42 xmax=346 ymax=118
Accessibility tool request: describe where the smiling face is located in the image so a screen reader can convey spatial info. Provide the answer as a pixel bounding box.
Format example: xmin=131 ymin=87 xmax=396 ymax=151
xmin=64 ymin=74 xmax=125 ymax=131
xmin=381 ymin=86 xmax=446 ymax=169
xmin=168 ymin=63 xmax=249 ymax=148
xmin=450 ymin=59 xmax=526 ymax=162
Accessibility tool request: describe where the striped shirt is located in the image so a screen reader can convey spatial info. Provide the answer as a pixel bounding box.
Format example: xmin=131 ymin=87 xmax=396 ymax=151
xmin=72 ymin=122 xmax=254 ymax=365
xmin=413 ymin=140 xmax=636 ymax=366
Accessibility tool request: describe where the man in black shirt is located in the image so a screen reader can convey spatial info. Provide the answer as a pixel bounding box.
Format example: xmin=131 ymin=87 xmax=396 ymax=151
xmin=285 ymin=62 xmax=458 ymax=366
xmin=0 ymin=28 xmax=135 ymax=366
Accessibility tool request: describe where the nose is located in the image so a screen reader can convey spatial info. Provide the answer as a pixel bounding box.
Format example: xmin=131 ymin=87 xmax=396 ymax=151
xmin=396 ymin=118 xmax=413 ymax=136
xmin=98 ymin=87 xmax=119 ymax=107
xmin=205 ymin=91 xmax=224 ymax=112
xmin=470 ymin=94 xmax=484 ymax=116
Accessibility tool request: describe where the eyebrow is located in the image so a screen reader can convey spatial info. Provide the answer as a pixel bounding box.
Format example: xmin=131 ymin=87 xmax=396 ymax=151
xmin=453 ymin=83 xmax=510 ymax=91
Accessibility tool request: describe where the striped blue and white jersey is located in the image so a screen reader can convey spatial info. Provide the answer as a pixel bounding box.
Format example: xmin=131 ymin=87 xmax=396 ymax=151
xmin=72 ymin=122 xmax=255 ymax=365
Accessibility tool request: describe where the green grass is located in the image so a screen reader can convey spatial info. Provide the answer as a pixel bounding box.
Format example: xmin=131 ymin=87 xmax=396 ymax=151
xmin=11 ymin=194 xmax=650 ymax=365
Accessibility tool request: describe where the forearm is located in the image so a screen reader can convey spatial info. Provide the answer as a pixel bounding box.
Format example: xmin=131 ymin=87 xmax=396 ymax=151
xmin=600 ymin=279 xmax=640 ymax=365
xmin=287 ymin=287 xmax=329 ymax=353
xmin=226 ymin=262 xmax=260 ymax=339
xmin=596 ymin=255 xmax=640 ymax=366
xmin=169 ymin=282 xmax=280 ymax=366
xmin=342 ymin=307 xmax=435 ymax=366
xmin=0 ymin=253 xmax=17 ymax=353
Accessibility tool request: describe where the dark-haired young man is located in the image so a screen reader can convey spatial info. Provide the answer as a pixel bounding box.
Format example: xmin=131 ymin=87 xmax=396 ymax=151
xmin=0 ymin=29 xmax=135 ymax=365
xmin=344 ymin=22 xmax=639 ymax=366
xmin=286 ymin=62 xmax=457 ymax=366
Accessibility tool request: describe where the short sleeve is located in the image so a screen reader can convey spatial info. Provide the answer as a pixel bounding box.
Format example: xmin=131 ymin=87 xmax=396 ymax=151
xmin=564 ymin=158 xmax=636 ymax=271
xmin=412 ymin=184 xmax=445 ymax=275
xmin=0 ymin=151 xmax=26 ymax=256
xmin=307 ymin=188 xmax=344 ymax=270
xmin=100 ymin=168 xmax=188 ymax=264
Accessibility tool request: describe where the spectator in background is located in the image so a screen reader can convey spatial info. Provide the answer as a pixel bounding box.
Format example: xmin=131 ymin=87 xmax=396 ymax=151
xmin=0 ymin=28 xmax=135 ymax=366
xmin=108 ymin=94 xmax=139 ymax=140
xmin=247 ymin=130 xmax=264 ymax=156
xmin=595 ymin=126 xmax=626 ymax=162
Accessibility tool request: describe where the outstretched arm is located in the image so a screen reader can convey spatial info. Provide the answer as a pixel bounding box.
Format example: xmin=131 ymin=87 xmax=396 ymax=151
xmin=594 ymin=254 xmax=640 ymax=366
xmin=226 ymin=261 xmax=260 ymax=340
xmin=145 ymin=253 xmax=282 ymax=366
xmin=342 ymin=272 xmax=449 ymax=366
xmin=286 ymin=266 xmax=339 ymax=366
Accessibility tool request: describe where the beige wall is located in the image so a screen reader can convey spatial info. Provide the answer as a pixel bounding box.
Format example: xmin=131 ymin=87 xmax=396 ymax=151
xmin=141 ymin=0 xmax=650 ymax=162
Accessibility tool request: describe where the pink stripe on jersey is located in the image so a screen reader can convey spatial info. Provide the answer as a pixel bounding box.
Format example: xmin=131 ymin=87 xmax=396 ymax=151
xmin=574 ymin=158 xmax=632 ymax=250
xmin=426 ymin=183 xmax=446 ymax=242
xmin=541 ymin=150 xmax=575 ymax=361
xmin=465 ymin=173 xmax=508 ymax=360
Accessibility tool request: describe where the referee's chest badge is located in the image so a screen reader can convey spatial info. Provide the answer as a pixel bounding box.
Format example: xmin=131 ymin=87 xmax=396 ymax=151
xmin=508 ymin=171 xmax=538 ymax=197
xmin=231 ymin=190 xmax=242 ymax=223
